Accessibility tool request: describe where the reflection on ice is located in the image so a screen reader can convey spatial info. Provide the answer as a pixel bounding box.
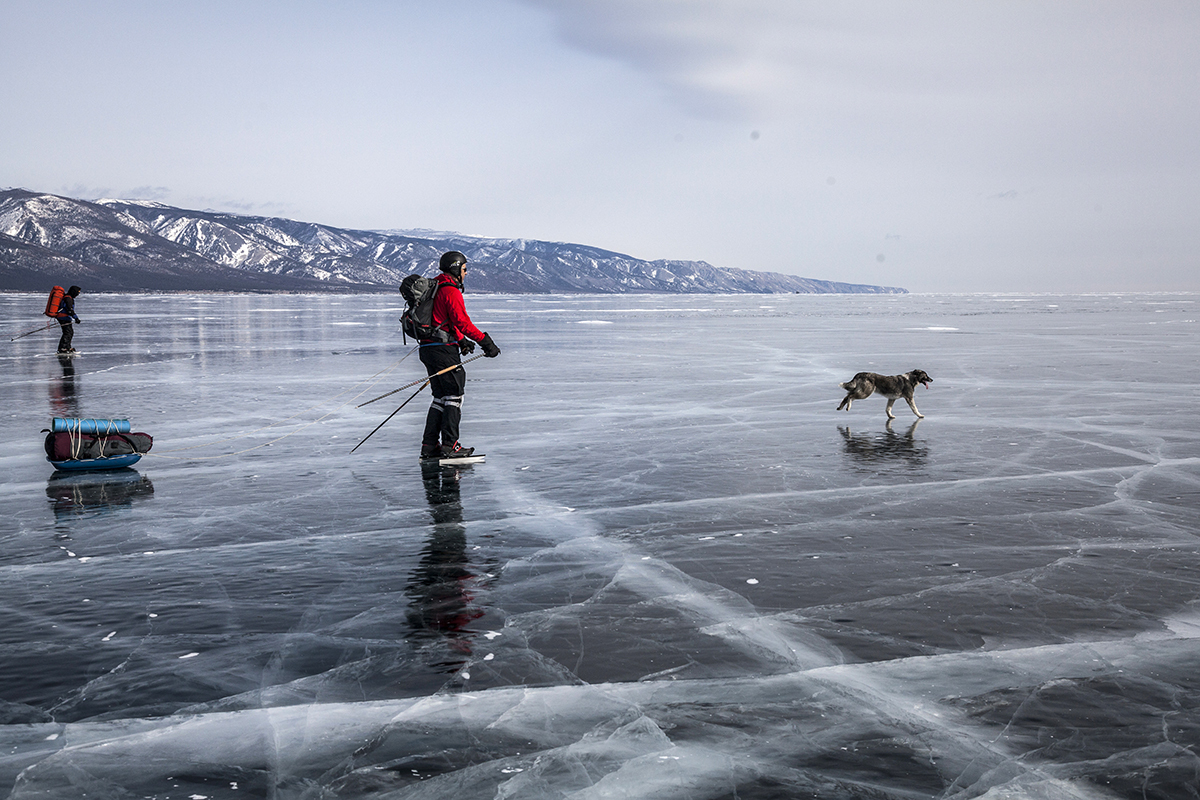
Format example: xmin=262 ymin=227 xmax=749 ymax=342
xmin=839 ymin=420 xmax=928 ymax=469
xmin=1 ymin=292 xmax=1199 ymax=798
xmin=45 ymin=469 xmax=154 ymax=522
xmin=406 ymin=464 xmax=484 ymax=660
xmin=46 ymin=355 xmax=79 ymax=419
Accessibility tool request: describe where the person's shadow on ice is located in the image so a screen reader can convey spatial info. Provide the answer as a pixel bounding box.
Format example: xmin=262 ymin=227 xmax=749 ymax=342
xmin=404 ymin=464 xmax=483 ymax=665
xmin=49 ymin=353 xmax=80 ymax=418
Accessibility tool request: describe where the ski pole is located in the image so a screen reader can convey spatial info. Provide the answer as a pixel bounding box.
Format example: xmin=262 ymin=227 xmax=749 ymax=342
xmin=9 ymin=321 xmax=63 ymax=342
xmin=357 ymin=353 xmax=484 ymax=408
xmin=349 ymin=383 xmax=429 ymax=453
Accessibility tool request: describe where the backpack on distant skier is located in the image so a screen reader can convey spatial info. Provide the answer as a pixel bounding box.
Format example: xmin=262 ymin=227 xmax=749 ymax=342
xmin=44 ymin=286 xmax=66 ymax=317
xmin=398 ymin=275 xmax=449 ymax=344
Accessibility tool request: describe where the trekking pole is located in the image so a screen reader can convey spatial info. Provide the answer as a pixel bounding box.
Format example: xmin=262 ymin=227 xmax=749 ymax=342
xmin=356 ymin=353 xmax=484 ymax=408
xmin=349 ymin=383 xmax=429 ymax=453
xmin=9 ymin=321 xmax=62 ymax=342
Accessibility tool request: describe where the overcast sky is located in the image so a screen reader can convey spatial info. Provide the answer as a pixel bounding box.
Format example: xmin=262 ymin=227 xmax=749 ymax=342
xmin=3 ymin=1 xmax=1198 ymax=292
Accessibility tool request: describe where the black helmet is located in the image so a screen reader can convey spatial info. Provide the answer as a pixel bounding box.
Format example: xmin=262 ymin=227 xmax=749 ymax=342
xmin=67 ymin=286 xmax=82 ymax=296
xmin=439 ymin=251 xmax=467 ymax=274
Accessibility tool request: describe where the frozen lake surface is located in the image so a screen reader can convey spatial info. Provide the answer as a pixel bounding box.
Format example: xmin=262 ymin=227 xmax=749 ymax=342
xmin=2 ymin=291 xmax=1199 ymax=799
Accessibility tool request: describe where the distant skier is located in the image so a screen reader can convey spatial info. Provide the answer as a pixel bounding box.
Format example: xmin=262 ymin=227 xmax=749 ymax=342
xmin=419 ymin=251 xmax=500 ymax=460
xmin=53 ymin=286 xmax=82 ymax=354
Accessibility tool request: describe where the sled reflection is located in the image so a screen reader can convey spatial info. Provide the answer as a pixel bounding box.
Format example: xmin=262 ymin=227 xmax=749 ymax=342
xmin=46 ymin=468 xmax=155 ymax=522
xmin=838 ymin=420 xmax=928 ymax=468
xmin=404 ymin=464 xmax=483 ymax=665
xmin=48 ymin=353 xmax=80 ymax=418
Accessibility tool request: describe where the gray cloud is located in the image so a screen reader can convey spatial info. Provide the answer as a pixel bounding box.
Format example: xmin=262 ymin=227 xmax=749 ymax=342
xmin=511 ymin=0 xmax=1200 ymax=290
xmin=521 ymin=0 xmax=1200 ymax=167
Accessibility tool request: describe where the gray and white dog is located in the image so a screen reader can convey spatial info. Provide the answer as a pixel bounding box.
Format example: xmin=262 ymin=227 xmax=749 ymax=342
xmin=836 ymin=369 xmax=932 ymax=419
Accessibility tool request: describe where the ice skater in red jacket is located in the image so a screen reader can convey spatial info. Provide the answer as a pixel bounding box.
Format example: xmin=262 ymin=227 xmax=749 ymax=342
xmin=418 ymin=251 xmax=500 ymax=460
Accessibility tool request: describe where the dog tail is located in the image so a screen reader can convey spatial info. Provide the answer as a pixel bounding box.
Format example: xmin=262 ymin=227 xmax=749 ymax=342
xmin=839 ymin=381 xmax=851 ymax=390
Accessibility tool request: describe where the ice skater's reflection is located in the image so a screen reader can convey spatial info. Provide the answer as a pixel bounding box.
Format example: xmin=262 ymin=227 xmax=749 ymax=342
xmin=838 ymin=420 xmax=928 ymax=468
xmin=49 ymin=354 xmax=80 ymax=418
xmin=46 ymin=468 xmax=155 ymax=523
xmin=405 ymin=464 xmax=483 ymax=661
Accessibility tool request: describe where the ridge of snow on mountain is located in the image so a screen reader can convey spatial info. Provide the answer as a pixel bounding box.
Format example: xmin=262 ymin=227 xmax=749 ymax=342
xmin=1 ymin=189 xmax=907 ymax=294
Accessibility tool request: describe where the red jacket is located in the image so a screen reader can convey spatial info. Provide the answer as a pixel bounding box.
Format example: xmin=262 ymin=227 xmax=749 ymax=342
xmin=430 ymin=273 xmax=486 ymax=343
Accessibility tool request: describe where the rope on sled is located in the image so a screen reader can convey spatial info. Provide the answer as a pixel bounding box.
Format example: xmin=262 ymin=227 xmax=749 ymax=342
xmin=145 ymin=347 xmax=420 ymax=460
xmin=65 ymin=417 xmax=85 ymax=460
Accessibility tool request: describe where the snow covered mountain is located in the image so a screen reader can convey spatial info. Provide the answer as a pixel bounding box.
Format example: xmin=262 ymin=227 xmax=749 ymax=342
xmin=0 ymin=189 xmax=906 ymax=294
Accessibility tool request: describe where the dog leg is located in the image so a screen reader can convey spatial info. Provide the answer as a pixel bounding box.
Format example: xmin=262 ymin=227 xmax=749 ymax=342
xmin=905 ymin=396 xmax=924 ymax=418
xmin=837 ymin=396 xmax=852 ymax=411
xmin=885 ymin=398 xmax=897 ymax=420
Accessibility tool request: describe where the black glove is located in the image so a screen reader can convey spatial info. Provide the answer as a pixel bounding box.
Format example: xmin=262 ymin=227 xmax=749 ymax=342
xmin=480 ymin=333 xmax=500 ymax=358
xmin=458 ymin=338 xmax=476 ymax=355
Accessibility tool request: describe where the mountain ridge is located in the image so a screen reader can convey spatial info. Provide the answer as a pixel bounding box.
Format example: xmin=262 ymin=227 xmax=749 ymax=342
xmin=0 ymin=189 xmax=907 ymax=294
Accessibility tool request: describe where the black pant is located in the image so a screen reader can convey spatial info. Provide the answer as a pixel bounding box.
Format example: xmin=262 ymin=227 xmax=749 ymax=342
xmin=56 ymin=318 xmax=74 ymax=352
xmin=419 ymin=344 xmax=466 ymax=448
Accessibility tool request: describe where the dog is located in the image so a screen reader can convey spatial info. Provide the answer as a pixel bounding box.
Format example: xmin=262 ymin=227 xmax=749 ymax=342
xmin=836 ymin=369 xmax=932 ymax=419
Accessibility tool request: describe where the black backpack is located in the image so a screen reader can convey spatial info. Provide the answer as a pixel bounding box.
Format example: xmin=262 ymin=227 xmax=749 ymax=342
xmin=399 ymin=275 xmax=449 ymax=344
